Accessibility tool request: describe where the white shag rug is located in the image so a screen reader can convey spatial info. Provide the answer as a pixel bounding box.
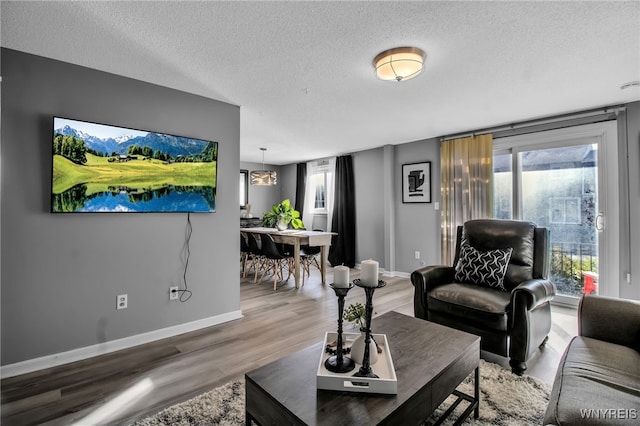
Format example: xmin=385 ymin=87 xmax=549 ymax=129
xmin=423 ymin=359 xmax=551 ymax=425
xmin=134 ymin=381 xmax=244 ymax=426
xmin=134 ymin=359 xmax=550 ymax=425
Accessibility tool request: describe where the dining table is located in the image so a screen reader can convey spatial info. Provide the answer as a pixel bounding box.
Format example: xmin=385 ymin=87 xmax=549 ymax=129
xmin=241 ymin=227 xmax=335 ymax=288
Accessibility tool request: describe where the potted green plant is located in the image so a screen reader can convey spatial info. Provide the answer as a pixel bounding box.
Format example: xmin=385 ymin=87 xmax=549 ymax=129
xmin=262 ymin=199 xmax=304 ymax=230
xmin=343 ymin=303 xmax=367 ymax=331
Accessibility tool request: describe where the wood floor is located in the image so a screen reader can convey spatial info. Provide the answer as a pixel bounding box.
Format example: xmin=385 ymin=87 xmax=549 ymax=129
xmin=0 ymin=266 xmax=577 ymax=425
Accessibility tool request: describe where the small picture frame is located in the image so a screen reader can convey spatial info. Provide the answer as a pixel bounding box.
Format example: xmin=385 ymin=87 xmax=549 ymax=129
xmin=402 ymin=162 xmax=431 ymax=203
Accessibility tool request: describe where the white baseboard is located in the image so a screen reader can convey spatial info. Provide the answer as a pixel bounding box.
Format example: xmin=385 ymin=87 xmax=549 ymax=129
xmin=383 ymin=270 xmax=411 ymax=278
xmin=353 ymin=263 xmax=411 ymax=279
xmin=1 ymin=310 xmax=244 ymax=379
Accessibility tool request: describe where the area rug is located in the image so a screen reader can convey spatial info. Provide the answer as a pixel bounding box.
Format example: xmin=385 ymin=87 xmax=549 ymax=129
xmin=134 ymin=359 xmax=550 ymax=425
xmin=423 ymin=359 xmax=551 ymax=425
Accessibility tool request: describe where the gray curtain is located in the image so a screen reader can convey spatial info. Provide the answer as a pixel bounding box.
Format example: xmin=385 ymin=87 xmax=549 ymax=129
xmin=295 ymin=162 xmax=306 ymax=218
xmin=328 ymin=155 xmax=356 ymax=267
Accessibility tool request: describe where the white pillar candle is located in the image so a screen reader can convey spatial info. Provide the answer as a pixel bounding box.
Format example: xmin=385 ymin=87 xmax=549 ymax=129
xmin=360 ymin=259 xmax=379 ymax=287
xmin=333 ymin=265 xmax=350 ymax=288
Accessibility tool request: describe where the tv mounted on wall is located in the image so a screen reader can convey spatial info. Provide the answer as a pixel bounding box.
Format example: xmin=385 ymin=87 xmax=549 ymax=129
xmin=51 ymin=117 xmax=218 ymax=213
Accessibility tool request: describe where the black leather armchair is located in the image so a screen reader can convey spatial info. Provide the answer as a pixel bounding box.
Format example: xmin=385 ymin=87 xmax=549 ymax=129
xmin=411 ymin=219 xmax=556 ymax=374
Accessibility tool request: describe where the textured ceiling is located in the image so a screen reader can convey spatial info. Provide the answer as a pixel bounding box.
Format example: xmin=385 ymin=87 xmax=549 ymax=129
xmin=2 ymin=1 xmax=639 ymax=165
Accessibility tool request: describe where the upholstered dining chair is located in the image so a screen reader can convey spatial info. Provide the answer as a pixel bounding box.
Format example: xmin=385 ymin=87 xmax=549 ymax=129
xmin=411 ymin=219 xmax=556 ymax=375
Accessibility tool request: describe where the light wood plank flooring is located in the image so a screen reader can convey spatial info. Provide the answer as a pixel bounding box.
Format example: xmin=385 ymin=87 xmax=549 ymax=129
xmin=1 ymin=266 xmax=576 ymax=425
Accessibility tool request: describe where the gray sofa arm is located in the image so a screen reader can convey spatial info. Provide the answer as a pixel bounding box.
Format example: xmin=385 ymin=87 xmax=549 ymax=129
xmin=410 ymin=265 xmax=455 ymax=320
xmin=578 ymin=294 xmax=640 ymax=350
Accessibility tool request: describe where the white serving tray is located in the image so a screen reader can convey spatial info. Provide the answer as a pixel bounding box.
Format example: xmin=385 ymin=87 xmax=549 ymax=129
xmin=316 ymin=332 xmax=397 ymax=394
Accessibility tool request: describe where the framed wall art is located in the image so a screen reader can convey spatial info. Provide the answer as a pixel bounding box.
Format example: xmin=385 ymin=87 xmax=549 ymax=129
xmin=402 ymin=161 xmax=431 ymax=203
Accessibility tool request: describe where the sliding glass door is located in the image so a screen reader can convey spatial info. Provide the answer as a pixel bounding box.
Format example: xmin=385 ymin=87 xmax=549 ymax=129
xmin=493 ymin=122 xmax=619 ymax=305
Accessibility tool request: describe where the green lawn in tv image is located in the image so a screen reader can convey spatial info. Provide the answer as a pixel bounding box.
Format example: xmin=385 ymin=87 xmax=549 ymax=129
xmin=51 ymin=118 xmax=217 ymax=213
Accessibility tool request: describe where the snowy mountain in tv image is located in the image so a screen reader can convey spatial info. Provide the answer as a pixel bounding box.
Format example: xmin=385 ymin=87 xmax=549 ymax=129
xmin=55 ymin=124 xmax=121 ymax=154
xmin=54 ymin=118 xmax=209 ymax=157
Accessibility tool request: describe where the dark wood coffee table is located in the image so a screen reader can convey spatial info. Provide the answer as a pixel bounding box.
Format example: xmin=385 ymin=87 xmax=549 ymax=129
xmin=245 ymin=311 xmax=480 ymax=425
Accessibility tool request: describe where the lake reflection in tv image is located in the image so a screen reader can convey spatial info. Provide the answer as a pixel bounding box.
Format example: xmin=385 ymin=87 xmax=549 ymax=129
xmin=52 ymin=184 xmax=216 ymax=213
xmin=52 ymin=118 xmax=218 ymax=213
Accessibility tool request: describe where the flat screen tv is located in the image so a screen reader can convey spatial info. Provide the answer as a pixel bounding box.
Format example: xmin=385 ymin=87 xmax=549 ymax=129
xmin=51 ymin=117 xmax=217 ymax=213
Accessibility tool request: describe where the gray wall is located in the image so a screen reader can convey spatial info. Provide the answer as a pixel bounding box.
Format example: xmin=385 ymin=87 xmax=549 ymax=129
xmin=394 ymin=138 xmax=441 ymax=273
xmin=1 ymin=49 xmax=241 ymax=365
xmin=351 ymin=140 xmax=441 ymax=274
xmin=353 ymin=148 xmax=386 ymax=265
xmin=279 ymin=163 xmax=298 ymax=208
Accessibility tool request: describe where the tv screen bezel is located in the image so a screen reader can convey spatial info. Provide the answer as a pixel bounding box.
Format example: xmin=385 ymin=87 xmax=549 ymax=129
xmin=51 ymin=116 xmax=218 ymax=214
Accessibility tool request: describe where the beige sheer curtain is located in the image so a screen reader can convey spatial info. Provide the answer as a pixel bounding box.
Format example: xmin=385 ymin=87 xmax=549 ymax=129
xmin=440 ymin=134 xmax=494 ymax=264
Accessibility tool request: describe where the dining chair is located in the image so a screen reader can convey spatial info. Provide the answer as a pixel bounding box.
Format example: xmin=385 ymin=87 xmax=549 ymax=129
xmin=300 ymin=229 xmax=323 ymax=284
xmin=258 ymin=233 xmax=293 ymax=290
xmin=240 ymin=233 xmax=251 ymax=276
xmin=245 ymin=232 xmax=265 ymax=283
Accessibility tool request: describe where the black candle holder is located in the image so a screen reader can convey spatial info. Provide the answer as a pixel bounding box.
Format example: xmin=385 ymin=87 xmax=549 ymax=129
xmin=324 ymin=283 xmax=356 ymax=373
xmin=352 ymin=279 xmax=386 ymax=378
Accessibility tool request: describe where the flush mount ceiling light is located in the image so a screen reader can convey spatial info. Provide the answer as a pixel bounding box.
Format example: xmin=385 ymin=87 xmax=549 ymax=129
xmin=373 ymin=46 xmax=426 ymax=82
xmin=250 ymin=148 xmax=277 ymax=186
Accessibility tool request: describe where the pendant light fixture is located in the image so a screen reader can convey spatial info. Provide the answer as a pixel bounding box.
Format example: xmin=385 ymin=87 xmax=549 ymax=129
xmin=250 ymin=148 xmax=277 ymax=186
xmin=373 ymin=46 xmax=426 ymax=82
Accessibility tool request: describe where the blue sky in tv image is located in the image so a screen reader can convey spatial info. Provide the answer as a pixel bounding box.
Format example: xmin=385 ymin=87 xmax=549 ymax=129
xmin=54 ymin=117 xmax=149 ymax=141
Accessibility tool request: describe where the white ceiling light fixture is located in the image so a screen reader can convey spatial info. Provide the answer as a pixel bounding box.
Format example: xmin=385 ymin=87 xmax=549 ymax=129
xmin=373 ymin=46 xmax=426 ymax=82
xmin=250 ymin=148 xmax=277 ymax=186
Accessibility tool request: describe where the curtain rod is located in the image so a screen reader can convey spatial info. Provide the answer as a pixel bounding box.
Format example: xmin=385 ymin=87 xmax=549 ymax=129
xmin=440 ymin=105 xmax=625 ymax=142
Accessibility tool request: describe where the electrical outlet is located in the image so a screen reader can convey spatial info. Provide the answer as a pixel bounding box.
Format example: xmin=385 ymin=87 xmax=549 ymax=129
xmin=169 ymin=286 xmax=179 ymax=301
xmin=117 ymin=294 xmax=128 ymax=310
xmin=415 ymin=251 xmax=420 ymax=259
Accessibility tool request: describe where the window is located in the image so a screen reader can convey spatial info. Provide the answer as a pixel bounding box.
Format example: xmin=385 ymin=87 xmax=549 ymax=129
xmin=493 ymin=121 xmax=619 ymax=304
xmin=240 ymin=170 xmax=248 ymax=209
xmin=312 ymin=170 xmax=327 ymax=211
xmin=493 ymin=152 xmax=512 ymax=219
xmin=550 ymin=197 xmax=581 ymax=224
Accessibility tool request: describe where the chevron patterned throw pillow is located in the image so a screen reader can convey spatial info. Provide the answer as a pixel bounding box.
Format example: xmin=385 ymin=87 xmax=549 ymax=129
xmin=454 ymin=237 xmax=513 ymax=291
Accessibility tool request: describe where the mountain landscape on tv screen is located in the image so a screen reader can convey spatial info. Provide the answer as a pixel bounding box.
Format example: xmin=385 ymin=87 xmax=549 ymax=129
xmin=52 ymin=118 xmax=217 ymax=213
xmin=56 ymin=124 xmax=211 ymax=159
